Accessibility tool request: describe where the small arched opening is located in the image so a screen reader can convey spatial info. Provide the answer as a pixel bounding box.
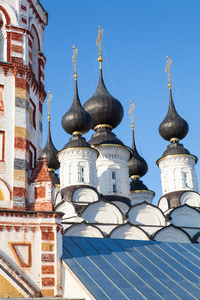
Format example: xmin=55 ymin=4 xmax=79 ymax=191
xmin=31 ymin=25 xmax=40 ymax=81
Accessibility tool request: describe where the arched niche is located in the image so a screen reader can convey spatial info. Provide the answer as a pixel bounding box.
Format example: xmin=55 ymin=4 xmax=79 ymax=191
xmin=153 ymin=225 xmax=191 ymax=243
xmin=82 ymin=200 xmax=123 ymax=224
xmin=180 ymin=191 xmax=200 ymax=207
xmin=109 ymin=223 xmax=150 ymax=240
xmin=127 ymin=202 xmax=166 ymax=226
xmin=0 ymin=8 xmax=8 ymax=61
xmin=63 ymin=222 xmax=104 ymax=238
xmin=30 ymin=24 xmax=40 ymax=81
xmin=169 ymin=205 xmax=200 ymax=228
xmin=56 ymin=200 xmax=76 ymax=221
xmin=72 ymin=187 xmax=99 ymax=204
xmin=158 ymin=196 xmax=169 ymax=214
xmin=0 ymin=3 xmax=17 ymax=62
xmin=0 ymin=178 xmax=11 ymax=208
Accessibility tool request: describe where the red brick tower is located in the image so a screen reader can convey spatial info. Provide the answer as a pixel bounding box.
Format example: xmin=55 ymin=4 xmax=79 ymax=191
xmin=0 ymin=0 xmax=47 ymax=210
xmin=0 ymin=2 xmax=63 ymax=297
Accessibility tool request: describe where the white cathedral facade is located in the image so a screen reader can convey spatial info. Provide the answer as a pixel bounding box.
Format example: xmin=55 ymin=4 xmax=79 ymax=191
xmin=0 ymin=0 xmax=199 ymax=298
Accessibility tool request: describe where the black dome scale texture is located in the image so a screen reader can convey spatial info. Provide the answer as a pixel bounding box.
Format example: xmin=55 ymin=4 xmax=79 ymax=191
xmin=159 ymin=88 xmax=189 ymax=141
xmin=42 ymin=119 xmax=60 ymax=171
xmin=128 ymin=128 xmax=148 ymax=178
xmin=62 ymin=79 xmax=93 ymax=135
xmin=83 ymin=69 xmax=124 ymax=130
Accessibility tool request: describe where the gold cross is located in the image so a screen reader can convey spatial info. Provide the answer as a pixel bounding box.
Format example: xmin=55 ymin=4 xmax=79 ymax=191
xmin=128 ymin=101 xmax=135 ymax=129
xmin=72 ymin=45 xmax=78 ymax=75
xmin=165 ymin=56 xmax=172 ymax=87
xmin=96 ymin=26 xmax=103 ymax=57
xmin=47 ymin=91 xmax=52 ymax=120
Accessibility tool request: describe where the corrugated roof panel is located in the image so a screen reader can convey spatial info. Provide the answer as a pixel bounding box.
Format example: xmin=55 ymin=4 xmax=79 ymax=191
xmin=62 ymin=237 xmax=200 ymax=300
xmin=63 ymin=246 xmax=110 ymax=300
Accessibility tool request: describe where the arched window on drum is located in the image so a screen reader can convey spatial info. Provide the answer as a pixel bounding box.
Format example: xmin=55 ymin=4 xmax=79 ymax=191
xmin=112 ymin=171 xmax=117 ymax=192
xmin=31 ymin=25 xmax=40 ymax=82
xmin=0 ymin=13 xmax=7 ymax=62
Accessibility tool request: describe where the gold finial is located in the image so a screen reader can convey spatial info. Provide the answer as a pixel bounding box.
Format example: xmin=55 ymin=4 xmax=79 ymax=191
xmin=72 ymin=45 xmax=78 ymax=79
xmin=128 ymin=101 xmax=135 ymax=129
xmin=165 ymin=56 xmax=172 ymax=88
xmin=96 ymin=26 xmax=104 ymax=68
xmin=47 ymin=91 xmax=52 ymax=120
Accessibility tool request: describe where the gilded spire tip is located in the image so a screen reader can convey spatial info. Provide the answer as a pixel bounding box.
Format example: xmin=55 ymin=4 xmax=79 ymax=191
xmin=165 ymin=56 xmax=172 ymax=89
xmin=47 ymin=91 xmax=52 ymax=120
xmin=72 ymin=45 xmax=78 ymax=79
xmin=128 ymin=101 xmax=135 ymax=129
xmin=96 ymin=26 xmax=103 ymax=69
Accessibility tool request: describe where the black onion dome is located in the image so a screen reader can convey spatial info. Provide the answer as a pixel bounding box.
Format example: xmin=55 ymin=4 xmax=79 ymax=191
xmin=162 ymin=142 xmax=190 ymax=157
xmin=63 ymin=135 xmax=92 ymax=150
xmin=88 ymin=127 xmax=124 ymax=146
xmin=130 ymin=179 xmax=148 ymax=191
xmin=42 ymin=119 xmax=60 ymax=170
xmin=156 ymin=141 xmax=198 ymax=165
xmin=127 ymin=128 xmax=148 ymax=178
xmin=159 ymin=88 xmax=189 ymax=141
xmin=83 ymin=69 xmax=124 ymax=129
xmin=61 ymin=79 xmax=93 ymax=135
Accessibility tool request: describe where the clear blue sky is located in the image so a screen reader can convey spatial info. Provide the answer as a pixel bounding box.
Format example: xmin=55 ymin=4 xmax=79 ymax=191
xmin=40 ymin=0 xmax=200 ymax=204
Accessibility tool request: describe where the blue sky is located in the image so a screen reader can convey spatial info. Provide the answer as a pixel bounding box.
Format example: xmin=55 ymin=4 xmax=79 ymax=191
xmin=40 ymin=0 xmax=200 ymax=204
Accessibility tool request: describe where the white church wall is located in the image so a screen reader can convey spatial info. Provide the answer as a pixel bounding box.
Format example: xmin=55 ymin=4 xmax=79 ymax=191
xmin=95 ymin=145 xmax=130 ymax=198
xmin=139 ymin=226 xmax=163 ymax=236
xmin=158 ymin=196 xmax=170 ymax=214
xmin=180 ymin=191 xmax=200 ymax=207
xmin=0 ymin=69 xmax=15 ymax=197
xmin=0 ymin=210 xmax=63 ymax=296
xmin=56 ymin=201 xmax=77 ymax=221
xmin=109 ymin=223 xmax=150 ymax=240
xmin=169 ymin=205 xmax=200 ymax=228
xmin=58 ymin=147 xmax=98 ymax=190
xmin=130 ymin=190 xmax=155 ymax=205
xmin=111 ymin=201 xmax=130 ymax=215
xmin=62 ymin=261 xmax=95 ymax=300
xmin=127 ymin=202 xmax=166 ymax=226
xmin=63 ymin=222 xmax=105 ymax=238
xmin=158 ymin=155 xmax=198 ymax=195
xmin=82 ymin=200 xmax=124 ymax=224
xmin=72 ymin=187 xmax=99 ymax=204
xmin=94 ymin=224 xmax=118 ymax=237
xmin=153 ymin=225 xmax=191 ymax=243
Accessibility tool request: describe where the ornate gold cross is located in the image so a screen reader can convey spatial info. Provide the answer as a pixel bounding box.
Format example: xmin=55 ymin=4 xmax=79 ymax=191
xmin=47 ymin=91 xmax=52 ymax=120
xmin=72 ymin=45 xmax=78 ymax=76
xmin=96 ymin=26 xmax=103 ymax=57
xmin=165 ymin=56 xmax=172 ymax=88
xmin=129 ymin=101 xmax=135 ymax=129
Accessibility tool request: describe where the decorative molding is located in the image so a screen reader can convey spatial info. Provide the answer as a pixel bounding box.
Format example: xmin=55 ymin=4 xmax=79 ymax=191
xmin=82 ymin=200 xmax=123 ymax=224
xmin=180 ymin=191 xmax=200 ymax=207
xmin=72 ymin=188 xmax=98 ymax=204
xmin=127 ymin=202 xmax=166 ymax=226
xmin=9 ymin=242 xmax=31 ymax=267
xmin=158 ymin=154 xmax=197 ymax=168
xmin=63 ymin=222 xmax=104 ymax=238
xmin=153 ymin=225 xmax=192 ymax=243
xmin=0 ymin=256 xmax=40 ymax=297
xmin=109 ymin=223 xmax=150 ymax=240
xmin=169 ymin=204 xmax=200 ymax=228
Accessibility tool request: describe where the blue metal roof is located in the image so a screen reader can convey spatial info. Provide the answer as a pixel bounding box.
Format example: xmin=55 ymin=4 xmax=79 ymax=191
xmin=62 ymin=237 xmax=200 ymax=300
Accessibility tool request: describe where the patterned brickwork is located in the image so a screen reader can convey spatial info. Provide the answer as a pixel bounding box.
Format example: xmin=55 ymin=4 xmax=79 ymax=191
xmin=0 ymin=210 xmax=63 ymax=297
xmin=40 ymin=225 xmax=57 ymax=297
xmin=0 ymin=0 xmax=47 ymax=210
